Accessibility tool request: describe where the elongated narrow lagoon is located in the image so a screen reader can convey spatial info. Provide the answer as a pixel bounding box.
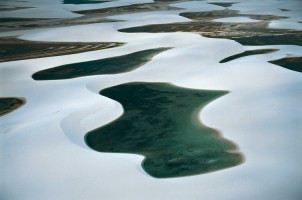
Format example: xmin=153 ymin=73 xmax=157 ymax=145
xmin=219 ymin=49 xmax=278 ymax=63
xmin=85 ymin=83 xmax=243 ymax=178
xmin=32 ymin=48 xmax=169 ymax=80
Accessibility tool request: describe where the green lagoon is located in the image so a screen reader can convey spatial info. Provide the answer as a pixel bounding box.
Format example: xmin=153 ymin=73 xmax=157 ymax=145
xmin=63 ymin=0 xmax=110 ymax=4
xmin=220 ymin=49 xmax=278 ymax=63
xmin=32 ymin=48 xmax=169 ymax=80
xmin=0 ymin=98 xmax=24 ymax=116
xmin=85 ymin=83 xmax=243 ymax=178
xmin=269 ymin=57 xmax=302 ymax=73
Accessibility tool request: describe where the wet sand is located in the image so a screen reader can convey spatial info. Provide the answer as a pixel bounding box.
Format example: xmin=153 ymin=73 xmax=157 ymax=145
xmin=0 ymin=37 xmax=123 ymax=62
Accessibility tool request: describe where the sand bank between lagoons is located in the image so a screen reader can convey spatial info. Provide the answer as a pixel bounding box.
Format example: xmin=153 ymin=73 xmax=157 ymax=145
xmin=1 ymin=1 xmax=302 ymax=200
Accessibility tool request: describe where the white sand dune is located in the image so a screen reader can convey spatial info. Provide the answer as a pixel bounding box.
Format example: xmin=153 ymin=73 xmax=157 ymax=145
xmin=1 ymin=1 xmax=302 ymax=200
xmin=213 ymin=17 xmax=260 ymax=23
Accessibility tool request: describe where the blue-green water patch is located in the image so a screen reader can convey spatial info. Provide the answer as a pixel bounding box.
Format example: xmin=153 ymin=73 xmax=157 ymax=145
xmin=63 ymin=0 xmax=111 ymax=4
xmin=269 ymin=57 xmax=302 ymax=73
xmin=220 ymin=49 xmax=278 ymax=63
xmin=32 ymin=48 xmax=170 ymax=80
xmin=85 ymin=82 xmax=243 ymax=178
xmin=0 ymin=98 xmax=25 ymax=116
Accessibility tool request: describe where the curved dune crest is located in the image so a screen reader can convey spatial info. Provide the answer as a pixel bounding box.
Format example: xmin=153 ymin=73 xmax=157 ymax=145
xmin=85 ymin=82 xmax=243 ymax=178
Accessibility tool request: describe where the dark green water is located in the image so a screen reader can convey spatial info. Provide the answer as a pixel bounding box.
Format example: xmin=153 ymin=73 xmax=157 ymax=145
xmin=32 ymin=48 xmax=169 ymax=80
xmin=269 ymin=57 xmax=302 ymax=73
xmin=63 ymin=0 xmax=110 ymax=4
xmin=231 ymin=34 xmax=302 ymax=46
xmin=208 ymin=2 xmax=237 ymax=7
xmin=85 ymin=82 xmax=243 ymax=178
xmin=0 ymin=98 xmax=24 ymax=116
xmin=220 ymin=49 xmax=278 ymax=63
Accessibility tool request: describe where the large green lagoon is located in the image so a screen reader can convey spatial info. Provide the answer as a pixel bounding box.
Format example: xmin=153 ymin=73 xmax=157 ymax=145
xmin=85 ymin=82 xmax=243 ymax=178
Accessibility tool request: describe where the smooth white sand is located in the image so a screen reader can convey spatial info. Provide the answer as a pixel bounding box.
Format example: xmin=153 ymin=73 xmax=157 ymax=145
xmin=213 ymin=17 xmax=260 ymax=23
xmin=1 ymin=1 xmax=302 ymax=200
